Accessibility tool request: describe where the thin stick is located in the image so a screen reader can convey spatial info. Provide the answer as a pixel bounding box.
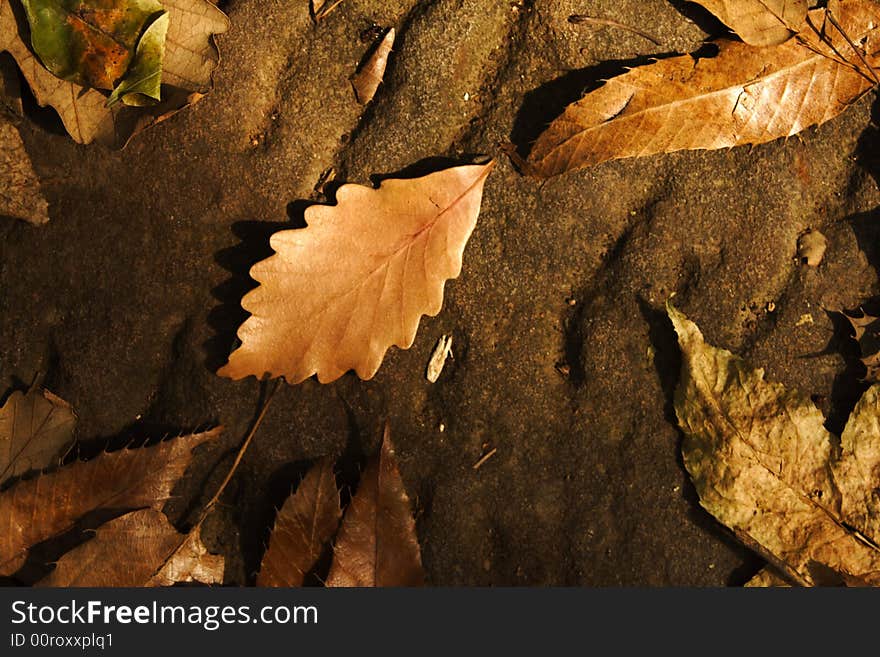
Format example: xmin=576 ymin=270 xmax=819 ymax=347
xmin=824 ymin=8 xmax=879 ymax=85
xmin=568 ymin=15 xmax=662 ymax=47
xmin=202 ymin=379 xmax=282 ymax=515
xmin=472 ymin=447 xmax=497 ymax=470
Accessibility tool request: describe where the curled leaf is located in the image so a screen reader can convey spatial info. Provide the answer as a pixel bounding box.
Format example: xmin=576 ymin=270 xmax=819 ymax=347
xmin=528 ymin=1 xmax=880 ymax=177
xmin=669 ymin=302 xmax=880 ymax=586
xmin=351 ymin=28 xmax=394 ymax=105
xmin=257 ymin=457 xmax=341 ymax=587
xmin=107 ymin=11 xmax=169 ymax=107
xmin=219 ymin=161 xmax=495 ymax=384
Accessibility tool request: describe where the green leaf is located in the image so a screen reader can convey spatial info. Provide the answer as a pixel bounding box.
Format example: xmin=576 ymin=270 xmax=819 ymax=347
xmin=19 ymin=0 xmax=164 ymax=91
xmin=107 ymin=10 xmax=167 ymax=106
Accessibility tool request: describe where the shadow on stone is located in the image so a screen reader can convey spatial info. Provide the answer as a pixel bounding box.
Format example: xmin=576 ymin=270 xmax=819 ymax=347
xmin=205 ymin=206 xmax=312 ymax=373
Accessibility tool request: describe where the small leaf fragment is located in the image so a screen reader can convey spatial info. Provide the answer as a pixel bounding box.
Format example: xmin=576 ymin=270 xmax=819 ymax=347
xmin=257 ymin=457 xmax=341 ymax=587
xmin=0 ymin=384 xmax=75 ymax=486
xmin=351 ymin=28 xmax=394 ymax=105
xmin=669 ymin=302 xmax=880 ymax=586
xmin=844 ymin=310 xmax=880 ymax=382
xmin=327 ymin=426 xmax=424 ymax=587
xmin=0 ymin=114 xmax=49 ymax=224
xmin=219 ymin=161 xmax=495 ymax=384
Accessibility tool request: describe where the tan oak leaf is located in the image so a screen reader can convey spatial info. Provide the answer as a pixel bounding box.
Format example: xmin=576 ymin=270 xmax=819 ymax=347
xmin=219 ymin=161 xmax=495 ymax=384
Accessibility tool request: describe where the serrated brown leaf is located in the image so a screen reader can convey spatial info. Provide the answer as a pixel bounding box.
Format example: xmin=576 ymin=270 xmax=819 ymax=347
xmin=0 ymin=0 xmax=227 ymax=145
xmin=146 ymin=521 xmax=224 ymax=587
xmin=670 ymin=303 xmax=880 ymax=586
xmin=326 ymin=427 xmax=424 ymax=587
xmin=36 ymin=508 xmax=223 ymax=587
xmin=528 ymin=0 xmax=880 ymax=178
xmin=257 ymin=457 xmax=340 ymax=587
xmin=690 ymin=0 xmax=808 ymax=46
xmin=0 ymin=385 xmax=74 ymax=486
xmin=351 ymin=28 xmax=394 ymax=105
xmin=219 ymin=161 xmax=495 ymax=384
xmin=0 ymin=428 xmax=220 ymax=576
xmin=0 ymin=114 xmax=48 ymax=224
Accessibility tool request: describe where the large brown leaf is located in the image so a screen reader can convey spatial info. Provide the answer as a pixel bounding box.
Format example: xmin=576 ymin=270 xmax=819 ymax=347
xmin=257 ymin=457 xmax=341 ymax=587
xmin=0 ymin=114 xmax=49 ymax=224
xmin=0 ymin=428 xmax=219 ymax=576
xmin=326 ymin=427 xmax=424 ymax=587
xmin=36 ymin=508 xmax=224 ymax=586
xmin=670 ymin=303 xmax=880 ymax=586
xmin=527 ymin=0 xmax=880 ymax=178
xmin=219 ymin=161 xmax=495 ymax=384
xmin=0 ymin=385 xmax=75 ymax=486
xmin=0 ymin=0 xmax=228 ymax=145
xmin=690 ymin=0 xmax=808 ymax=46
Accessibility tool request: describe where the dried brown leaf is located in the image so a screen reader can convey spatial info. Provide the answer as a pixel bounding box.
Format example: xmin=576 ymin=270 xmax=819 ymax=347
xmin=36 ymin=508 xmax=223 ymax=587
xmin=670 ymin=303 xmax=880 ymax=586
xmin=0 ymin=114 xmax=48 ymax=224
xmin=311 ymin=0 xmax=344 ymax=22
xmin=0 ymin=428 xmax=220 ymax=576
xmin=0 ymin=385 xmax=74 ymax=486
xmin=219 ymin=161 xmax=495 ymax=384
xmin=326 ymin=426 xmax=424 ymax=587
xmin=0 ymin=0 xmax=227 ymax=145
xmin=257 ymin=457 xmax=341 ymax=587
xmin=351 ymin=28 xmax=395 ymax=105
xmin=146 ymin=521 xmax=224 ymax=587
xmin=528 ymin=0 xmax=880 ymax=178
xmin=690 ymin=0 xmax=808 ymax=46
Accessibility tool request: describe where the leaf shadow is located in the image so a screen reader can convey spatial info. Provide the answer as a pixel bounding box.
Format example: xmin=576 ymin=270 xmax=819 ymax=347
xmin=822 ymin=308 xmax=872 ymax=436
xmin=639 ymin=297 xmax=762 ymax=583
xmin=509 ymin=52 xmax=687 ymax=160
xmin=666 ymin=0 xmax=729 ymax=37
xmin=368 ymin=154 xmax=493 ymax=187
xmin=204 ymin=203 xmax=314 ymax=373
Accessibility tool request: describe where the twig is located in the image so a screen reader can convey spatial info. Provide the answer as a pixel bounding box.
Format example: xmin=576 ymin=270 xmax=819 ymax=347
xmin=201 ymin=379 xmax=282 ymax=517
xmin=824 ymin=8 xmax=879 ymax=85
xmin=472 ymin=448 xmax=497 ymax=470
xmin=568 ymin=15 xmax=662 ymax=47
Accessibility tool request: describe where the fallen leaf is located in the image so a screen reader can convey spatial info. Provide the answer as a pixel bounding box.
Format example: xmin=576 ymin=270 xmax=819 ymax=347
xmin=36 ymin=508 xmax=223 ymax=586
xmin=689 ymin=0 xmax=808 ymax=46
xmin=257 ymin=457 xmax=341 ymax=587
xmin=844 ymin=310 xmax=880 ymax=382
xmin=0 ymin=428 xmax=219 ymax=576
xmin=745 ymin=568 xmax=791 ymax=587
xmin=0 ymin=114 xmax=49 ymax=224
xmin=0 ymin=0 xmax=228 ymax=145
xmin=351 ymin=28 xmax=394 ymax=105
xmin=219 ymin=161 xmax=495 ymax=384
xmin=19 ymin=0 xmax=167 ymax=101
xmin=527 ymin=0 xmax=880 ymax=178
xmin=0 ymin=385 xmax=75 ymax=486
xmin=146 ymin=520 xmax=224 ymax=586
xmin=669 ymin=302 xmax=880 ymax=586
xmin=326 ymin=426 xmax=424 ymax=587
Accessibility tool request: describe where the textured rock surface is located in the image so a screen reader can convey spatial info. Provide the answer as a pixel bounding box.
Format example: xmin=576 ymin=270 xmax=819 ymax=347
xmin=2 ymin=0 xmax=879 ymax=585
